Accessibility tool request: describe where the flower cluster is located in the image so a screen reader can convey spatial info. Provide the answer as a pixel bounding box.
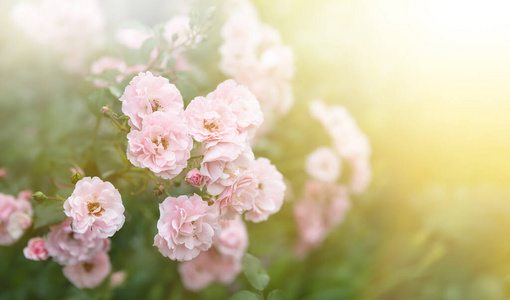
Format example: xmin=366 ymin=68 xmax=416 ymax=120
xmin=24 ymin=177 xmax=125 ymax=288
xmin=220 ymin=0 xmax=295 ymax=135
xmin=119 ymin=72 xmax=286 ymax=263
xmin=294 ymin=100 xmax=371 ymax=257
xmin=0 ymin=192 xmax=32 ymax=246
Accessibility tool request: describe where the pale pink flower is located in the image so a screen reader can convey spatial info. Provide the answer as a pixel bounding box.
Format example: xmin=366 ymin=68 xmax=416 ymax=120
xmin=201 ymin=146 xmax=254 ymax=196
xmin=127 ymin=112 xmax=192 ymax=180
xmin=46 ymin=218 xmax=107 ymax=265
xmin=245 ymin=158 xmax=286 ymax=223
xmin=7 ymin=211 xmax=32 ymax=240
xmin=163 ymin=15 xmax=193 ymax=46
xmin=116 ymin=28 xmax=153 ymax=49
xmin=110 ymin=271 xmax=127 ymax=288
xmin=120 ymin=72 xmax=184 ymax=130
xmin=23 ymin=237 xmax=49 ymax=261
xmin=186 ymin=169 xmax=205 ymax=188
xmin=216 ymin=171 xmax=258 ymax=219
xmin=179 ymin=248 xmax=241 ymax=291
xmin=154 ymin=194 xmax=220 ymax=261
xmin=63 ymin=251 xmax=111 ymax=289
xmin=216 ymin=216 xmax=248 ymax=259
xmin=294 ymin=181 xmax=351 ymax=258
xmin=305 ymin=147 xmax=341 ymax=183
xmin=0 ymin=168 xmax=7 ymax=178
xmin=183 ymin=96 xmax=239 ymax=144
xmin=0 ymin=193 xmax=32 ymax=246
xmin=64 ymin=177 xmax=125 ymax=238
xmin=206 ymin=80 xmax=263 ymax=138
xmin=178 ymin=216 xmax=248 ymax=291
xmin=219 ymin=1 xmax=295 ymax=129
xmin=309 ymin=99 xmax=372 ymax=193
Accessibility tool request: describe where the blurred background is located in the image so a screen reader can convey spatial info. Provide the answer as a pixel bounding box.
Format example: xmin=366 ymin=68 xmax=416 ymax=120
xmin=2 ymin=0 xmax=510 ymax=299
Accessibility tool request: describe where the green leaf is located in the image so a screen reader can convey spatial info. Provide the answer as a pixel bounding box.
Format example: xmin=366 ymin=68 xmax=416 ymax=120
xmin=88 ymin=89 xmax=112 ymax=117
xmin=242 ymin=253 xmax=270 ymax=291
xmin=33 ymin=200 xmax=65 ymax=229
xmin=140 ymin=37 xmax=157 ymax=62
xmin=229 ymin=290 xmax=261 ymax=300
xmin=268 ymin=290 xmax=283 ymax=300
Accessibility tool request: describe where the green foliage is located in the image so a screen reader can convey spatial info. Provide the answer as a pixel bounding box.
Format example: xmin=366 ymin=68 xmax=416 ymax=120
xmin=242 ymin=253 xmax=270 ymax=291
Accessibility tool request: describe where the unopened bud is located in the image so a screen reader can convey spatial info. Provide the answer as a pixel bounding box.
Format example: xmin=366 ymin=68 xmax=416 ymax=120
xmin=33 ymin=191 xmax=47 ymax=202
xmin=101 ymin=106 xmax=110 ymax=114
xmin=71 ymin=172 xmax=84 ymax=184
xmin=154 ymin=186 xmax=165 ymax=196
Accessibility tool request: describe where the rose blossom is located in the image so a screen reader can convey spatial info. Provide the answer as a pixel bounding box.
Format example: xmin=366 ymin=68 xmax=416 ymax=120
xmin=215 ymin=171 xmax=258 ymax=220
xmin=23 ymin=237 xmax=49 ymax=261
xmin=120 ymin=71 xmax=184 ymax=130
xmin=127 ymin=112 xmax=192 ymax=180
xmin=154 ymin=194 xmax=220 ymax=261
xmin=201 ymin=146 xmax=254 ymax=196
xmin=245 ymin=158 xmax=286 ymax=223
xmin=7 ymin=211 xmax=32 ymax=240
xmin=186 ymin=168 xmax=205 ymax=188
xmin=45 ymin=218 xmax=108 ymax=265
xmin=206 ymin=79 xmax=263 ymax=138
xmin=216 ymin=216 xmax=248 ymax=259
xmin=0 ymin=192 xmax=32 ymax=246
xmin=64 ymin=177 xmax=125 ymax=238
xmin=294 ymin=181 xmax=351 ymax=258
xmin=305 ymin=147 xmax=341 ymax=183
xmin=309 ymin=100 xmax=372 ymax=193
xmin=63 ymin=251 xmax=111 ymax=289
xmin=179 ymin=248 xmax=241 ymax=291
xmin=183 ymin=96 xmax=240 ymax=145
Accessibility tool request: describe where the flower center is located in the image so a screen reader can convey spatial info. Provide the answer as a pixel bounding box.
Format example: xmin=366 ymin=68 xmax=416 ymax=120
xmin=87 ymin=201 xmax=104 ymax=217
xmin=152 ymin=136 xmax=169 ymax=151
xmin=203 ymin=119 xmax=218 ymax=132
xmin=83 ymin=262 xmax=94 ymax=273
xmin=150 ymin=99 xmax=161 ymax=112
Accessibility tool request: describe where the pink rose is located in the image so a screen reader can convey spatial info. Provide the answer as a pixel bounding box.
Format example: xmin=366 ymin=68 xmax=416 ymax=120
xmin=7 ymin=211 xmax=32 ymax=240
xmin=63 ymin=251 xmax=111 ymax=289
xmin=154 ymin=194 xmax=220 ymax=261
xmin=179 ymin=249 xmax=241 ymax=291
xmin=245 ymin=158 xmax=286 ymax=223
xmin=127 ymin=112 xmax=192 ymax=180
xmin=120 ymin=72 xmax=184 ymax=130
xmin=216 ymin=171 xmax=257 ymax=220
xmin=183 ymin=96 xmax=240 ymax=144
xmin=64 ymin=177 xmax=125 ymax=238
xmin=216 ymin=216 xmax=248 ymax=259
xmin=23 ymin=237 xmax=49 ymax=261
xmin=293 ymin=181 xmax=351 ymax=258
xmin=0 ymin=193 xmax=32 ymax=246
xmin=206 ymin=80 xmax=263 ymax=138
xmin=305 ymin=147 xmax=341 ymax=183
xmin=186 ymin=168 xmax=204 ymax=188
xmin=201 ymin=146 xmax=254 ymax=196
xmin=46 ymin=218 xmax=108 ymax=265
